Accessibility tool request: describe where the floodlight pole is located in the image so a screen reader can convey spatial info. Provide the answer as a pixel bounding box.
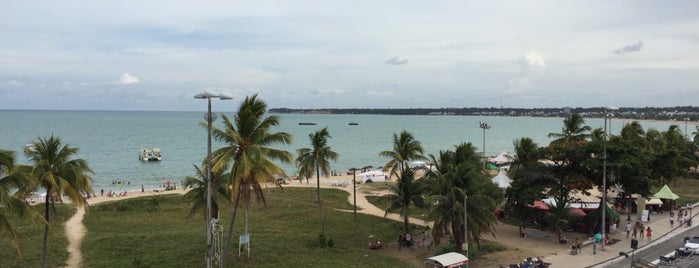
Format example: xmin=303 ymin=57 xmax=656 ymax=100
xmin=195 ymin=90 xmax=232 ymax=268
xmin=601 ymin=106 xmax=617 ymax=250
xmin=464 ymin=192 xmax=468 ymax=267
xmin=351 ymin=168 xmax=358 ymax=236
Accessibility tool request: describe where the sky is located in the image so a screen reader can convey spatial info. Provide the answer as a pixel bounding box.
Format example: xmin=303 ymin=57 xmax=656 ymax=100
xmin=1 ymin=1 xmax=698 ymax=111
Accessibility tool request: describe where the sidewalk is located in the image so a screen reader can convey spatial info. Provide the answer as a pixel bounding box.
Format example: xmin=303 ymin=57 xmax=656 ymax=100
xmin=544 ymin=205 xmax=699 ymax=267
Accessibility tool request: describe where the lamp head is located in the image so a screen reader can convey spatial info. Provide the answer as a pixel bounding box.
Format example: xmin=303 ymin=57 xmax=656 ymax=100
xmin=194 ymin=90 xmax=220 ymax=99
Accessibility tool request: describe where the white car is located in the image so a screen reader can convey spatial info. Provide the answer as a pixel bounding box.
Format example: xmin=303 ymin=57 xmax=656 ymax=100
xmin=684 ymin=236 xmax=699 ymax=253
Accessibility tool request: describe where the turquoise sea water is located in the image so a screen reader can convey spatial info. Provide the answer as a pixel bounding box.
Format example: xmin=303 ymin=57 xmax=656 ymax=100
xmin=0 ymin=110 xmax=677 ymax=192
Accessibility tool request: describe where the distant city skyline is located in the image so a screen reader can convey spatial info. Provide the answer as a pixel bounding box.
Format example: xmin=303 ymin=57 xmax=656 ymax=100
xmin=1 ymin=1 xmax=698 ymax=111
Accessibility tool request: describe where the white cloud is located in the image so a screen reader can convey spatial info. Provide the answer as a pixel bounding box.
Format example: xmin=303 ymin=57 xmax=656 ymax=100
xmin=524 ymin=51 xmax=546 ymax=68
xmin=311 ymin=88 xmax=346 ymax=94
xmin=120 ymin=73 xmax=140 ymax=84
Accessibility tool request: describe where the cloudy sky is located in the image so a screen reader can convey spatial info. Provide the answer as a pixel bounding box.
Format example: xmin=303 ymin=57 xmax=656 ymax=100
xmin=1 ymin=1 xmax=698 ymax=111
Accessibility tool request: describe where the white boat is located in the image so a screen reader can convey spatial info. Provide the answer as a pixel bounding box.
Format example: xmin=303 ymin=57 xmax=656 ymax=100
xmin=139 ymin=148 xmax=162 ymax=161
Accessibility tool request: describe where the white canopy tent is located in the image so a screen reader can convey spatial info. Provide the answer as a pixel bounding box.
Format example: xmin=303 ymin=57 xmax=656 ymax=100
xmin=490 ymin=151 xmax=514 ymax=165
xmin=491 ymin=170 xmax=512 ymax=189
xmin=424 ymin=252 xmax=468 ymax=268
xmin=358 ymin=170 xmax=387 ymax=183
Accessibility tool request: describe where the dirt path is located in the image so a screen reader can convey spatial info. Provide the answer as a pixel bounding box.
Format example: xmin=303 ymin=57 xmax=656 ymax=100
xmin=64 ymin=207 xmax=86 ymax=268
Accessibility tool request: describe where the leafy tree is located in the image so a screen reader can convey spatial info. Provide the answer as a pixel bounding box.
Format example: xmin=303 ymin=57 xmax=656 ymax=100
xmin=209 ymin=94 xmax=293 ymax=264
xmin=24 ymin=135 xmax=93 ymax=268
xmin=379 ymin=130 xmax=427 ymax=179
xmin=425 ymin=143 xmax=498 ymax=252
xmin=296 ymin=127 xmax=338 ymax=235
xmin=382 ymin=163 xmax=427 ymax=233
xmin=0 ymin=149 xmax=42 ymax=258
xmin=507 ymin=138 xmax=554 ymax=225
xmin=542 ymin=114 xmax=593 ymax=207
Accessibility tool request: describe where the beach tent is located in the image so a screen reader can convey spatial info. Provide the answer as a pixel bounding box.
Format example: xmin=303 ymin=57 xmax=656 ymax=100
xmin=491 ymin=170 xmax=512 ymax=189
xmin=358 ymin=170 xmax=387 ymax=183
xmin=424 ymin=252 xmax=468 ymax=268
xmin=491 ymin=151 xmax=514 ymax=165
xmin=653 ymin=184 xmax=679 ymax=200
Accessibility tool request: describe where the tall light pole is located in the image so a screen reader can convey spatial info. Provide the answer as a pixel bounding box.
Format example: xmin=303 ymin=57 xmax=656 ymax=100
xmin=601 ymin=106 xmax=618 ymax=251
xmin=350 ymin=167 xmax=358 ymax=236
xmin=464 ymin=191 xmax=468 ymax=266
xmin=479 ymin=121 xmax=491 ymax=170
xmin=195 ymin=90 xmax=232 ymax=268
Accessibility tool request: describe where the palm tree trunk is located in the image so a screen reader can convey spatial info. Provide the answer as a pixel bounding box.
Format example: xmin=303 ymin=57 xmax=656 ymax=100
xmin=403 ymin=217 xmax=410 ymax=234
xmin=316 ymin=166 xmax=324 ymax=235
xmin=42 ymin=194 xmax=49 ymax=268
xmin=222 ymin=187 xmax=241 ymax=267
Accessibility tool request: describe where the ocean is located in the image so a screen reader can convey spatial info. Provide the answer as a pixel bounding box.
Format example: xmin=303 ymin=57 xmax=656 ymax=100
xmin=0 ymin=110 xmax=677 ymax=192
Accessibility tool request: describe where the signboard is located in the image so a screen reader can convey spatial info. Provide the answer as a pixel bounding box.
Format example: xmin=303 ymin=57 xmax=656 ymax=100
xmin=640 ymin=210 xmax=649 ymax=222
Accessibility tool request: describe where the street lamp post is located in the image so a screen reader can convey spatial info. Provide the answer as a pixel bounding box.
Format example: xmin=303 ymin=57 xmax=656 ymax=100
xmin=350 ymin=167 xmax=358 ymax=236
xmin=464 ymin=191 xmax=468 ymax=266
xmin=479 ymin=122 xmax=491 ymax=169
xmin=601 ymin=106 xmax=618 ymax=251
xmin=195 ymin=90 xmax=232 ymax=268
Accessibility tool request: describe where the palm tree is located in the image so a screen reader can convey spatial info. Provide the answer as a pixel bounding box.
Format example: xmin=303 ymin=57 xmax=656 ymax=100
xmin=547 ymin=113 xmax=591 ymax=142
xmin=0 ymin=149 xmax=42 ymax=257
xmin=296 ymin=127 xmax=339 ymax=235
xmin=379 ymin=130 xmax=427 ymax=180
xmin=23 ymin=135 xmax=93 ymax=268
xmin=425 ymin=143 xmax=498 ymax=252
xmin=382 ymin=163 xmax=427 ymax=233
xmin=183 ymin=163 xmax=230 ymax=220
xmin=209 ymin=94 xmax=293 ymax=264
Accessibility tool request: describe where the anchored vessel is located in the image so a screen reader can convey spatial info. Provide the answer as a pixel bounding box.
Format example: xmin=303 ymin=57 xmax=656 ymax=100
xmin=139 ymin=148 xmax=162 ymax=161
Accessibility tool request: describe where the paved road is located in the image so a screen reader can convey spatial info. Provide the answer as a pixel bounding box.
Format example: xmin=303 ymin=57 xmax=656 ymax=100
xmin=606 ymin=223 xmax=699 ymax=268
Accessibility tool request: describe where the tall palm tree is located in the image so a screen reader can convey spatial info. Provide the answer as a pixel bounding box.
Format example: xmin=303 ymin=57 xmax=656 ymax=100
xmin=296 ymin=127 xmax=338 ymax=235
xmin=24 ymin=135 xmax=93 ymax=268
xmin=383 ymin=163 xmax=427 ymax=233
xmin=209 ymin=94 xmax=292 ymax=264
xmin=379 ymin=130 xmax=427 ymax=180
xmin=0 ymin=149 xmax=42 ymax=257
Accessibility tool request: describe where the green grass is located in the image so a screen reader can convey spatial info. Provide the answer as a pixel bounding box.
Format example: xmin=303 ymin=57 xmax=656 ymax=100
xmin=9 ymin=188 xmax=423 ymax=268
xmin=0 ymin=204 xmax=73 ymax=267
xmin=364 ymin=195 xmax=430 ymax=222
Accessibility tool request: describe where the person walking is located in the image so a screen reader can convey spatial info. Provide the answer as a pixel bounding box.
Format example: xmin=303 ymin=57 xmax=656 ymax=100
xmin=626 ymin=221 xmax=631 ymax=238
xmin=645 ymin=227 xmax=652 ymax=241
xmin=670 ymin=213 xmax=675 ymax=227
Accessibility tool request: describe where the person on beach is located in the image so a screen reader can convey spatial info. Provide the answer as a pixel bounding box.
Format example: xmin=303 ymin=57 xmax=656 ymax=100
xmin=645 ymin=227 xmax=652 ymax=241
xmin=100 ymin=188 xmax=104 ymax=196
xmin=141 ymin=185 xmax=144 ymax=193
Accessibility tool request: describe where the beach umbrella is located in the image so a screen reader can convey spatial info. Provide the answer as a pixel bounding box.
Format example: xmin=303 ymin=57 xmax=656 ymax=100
xmin=527 ymin=200 xmax=549 ymax=211
xmin=568 ymin=208 xmax=586 ymax=217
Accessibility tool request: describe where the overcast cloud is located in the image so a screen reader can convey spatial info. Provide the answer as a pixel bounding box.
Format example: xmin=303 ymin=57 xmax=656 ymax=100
xmin=1 ymin=1 xmax=698 ymax=111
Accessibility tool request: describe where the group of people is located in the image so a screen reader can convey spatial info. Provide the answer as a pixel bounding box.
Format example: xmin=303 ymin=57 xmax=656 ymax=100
xmin=669 ymin=209 xmax=692 ymax=228
xmin=625 ymin=221 xmax=652 ymax=241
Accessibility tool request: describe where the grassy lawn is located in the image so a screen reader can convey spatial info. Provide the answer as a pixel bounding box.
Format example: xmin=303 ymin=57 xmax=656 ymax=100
xmin=0 ymin=204 xmax=73 ymax=267
xmin=41 ymin=187 xmax=424 ymax=268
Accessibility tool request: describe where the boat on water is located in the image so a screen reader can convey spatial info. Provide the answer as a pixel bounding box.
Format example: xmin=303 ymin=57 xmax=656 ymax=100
xmin=139 ymin=148 xmax=162 ymax=161
xmin=349 ymin=122 xmax=359 ymax=125
xmin=298 ymin=122 xmax=317 ymax=125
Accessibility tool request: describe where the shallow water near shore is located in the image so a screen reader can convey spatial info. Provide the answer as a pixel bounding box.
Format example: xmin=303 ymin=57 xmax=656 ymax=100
xmin=0 ymin=110 xmax=677 ymax=192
